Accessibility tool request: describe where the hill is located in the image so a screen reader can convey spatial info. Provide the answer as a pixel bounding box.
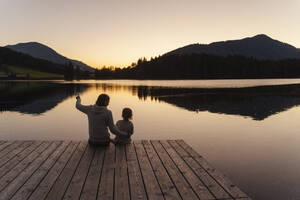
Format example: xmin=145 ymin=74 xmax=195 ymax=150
xmin=0 ymin=47 xmax=65 ymax=79
xmin=167 ymin=34 xmax=300 ymax=60
xmin=5 ymin=42 xmax=94 ymax=72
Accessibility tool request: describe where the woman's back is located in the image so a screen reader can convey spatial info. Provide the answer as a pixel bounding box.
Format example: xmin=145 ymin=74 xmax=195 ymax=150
xmin=76 ymin=97 xmax=127 ymax=143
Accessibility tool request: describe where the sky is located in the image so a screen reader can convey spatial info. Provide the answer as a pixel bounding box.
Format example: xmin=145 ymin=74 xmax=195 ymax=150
xmin=1 ymin=0 xmax=300 ymax=68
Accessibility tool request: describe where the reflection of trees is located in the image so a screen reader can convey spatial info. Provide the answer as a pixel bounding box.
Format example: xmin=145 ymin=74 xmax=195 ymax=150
xmin=2 ymin=82 xmax=300 ymax=120
xmin=0 ymin=82 xmax=91 ymax=114
xmin=91 ymin=83 xmax=300 ymax=120
xmin=138 ymin=85 xmax=300 ymax=120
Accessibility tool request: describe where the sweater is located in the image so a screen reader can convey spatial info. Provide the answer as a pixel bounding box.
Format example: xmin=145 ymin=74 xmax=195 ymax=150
xmin=75 ymin=99 xmax=127 ymax=142
xmin=114 ymin=120 xmax=134 ymax=144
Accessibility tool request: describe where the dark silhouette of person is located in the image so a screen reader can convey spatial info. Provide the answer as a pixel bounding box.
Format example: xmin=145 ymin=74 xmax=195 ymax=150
xmin=76 ymin=93 xmax=127 ymax=146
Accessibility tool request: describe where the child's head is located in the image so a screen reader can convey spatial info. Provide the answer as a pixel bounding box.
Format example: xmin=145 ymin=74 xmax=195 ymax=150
xmin=122 ymin=107 xmax=132 ymax=120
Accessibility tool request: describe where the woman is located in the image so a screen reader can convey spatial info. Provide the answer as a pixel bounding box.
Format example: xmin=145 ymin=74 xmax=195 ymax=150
xmin=75 ymin=93 xmax=127 ymax=146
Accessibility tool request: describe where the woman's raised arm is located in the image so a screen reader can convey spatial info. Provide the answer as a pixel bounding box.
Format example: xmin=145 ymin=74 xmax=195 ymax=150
xmin=75 ymin=96 xmax=90 ymax=114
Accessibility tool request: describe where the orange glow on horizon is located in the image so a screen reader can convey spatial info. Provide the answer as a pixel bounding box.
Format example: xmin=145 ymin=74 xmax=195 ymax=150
xmin=1 ymin=0 xmax=300 ymax=68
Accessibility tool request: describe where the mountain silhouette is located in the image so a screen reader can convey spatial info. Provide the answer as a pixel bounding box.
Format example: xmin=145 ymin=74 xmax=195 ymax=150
xmin=5 ymin=42 xmax=94 ymax=72
xmin=167 ymin=34 xmax=300 ymax=60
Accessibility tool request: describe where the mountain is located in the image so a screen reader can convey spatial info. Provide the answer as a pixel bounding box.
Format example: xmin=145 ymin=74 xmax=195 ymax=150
xmin=167 ymin=34 xmax=300 ymax=60
xmin=5 ymin=42 xmax=94 ymax=72
xmin=0 ymin=47 xmax=65 ymax=78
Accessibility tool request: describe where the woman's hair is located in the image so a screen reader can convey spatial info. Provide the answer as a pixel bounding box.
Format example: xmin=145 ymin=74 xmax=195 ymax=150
xmin=96 ymin=94 xmax=110 ymax=106
xmin=122 ymin=108 xmax=132 ymax=120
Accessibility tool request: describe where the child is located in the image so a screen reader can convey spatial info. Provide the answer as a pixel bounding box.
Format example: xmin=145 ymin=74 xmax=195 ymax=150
xmin=112 ymin=108 xmax=134 ymax=144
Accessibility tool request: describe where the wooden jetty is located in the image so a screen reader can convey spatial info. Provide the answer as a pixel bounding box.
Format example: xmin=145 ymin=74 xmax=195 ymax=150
xmin=0 ymin=140 xmax=251 ymax=200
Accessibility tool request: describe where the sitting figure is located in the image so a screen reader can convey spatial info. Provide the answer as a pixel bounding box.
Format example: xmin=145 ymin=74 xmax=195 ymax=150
xmin=112 ymin=108 xmax=134 ymax=144
xmin=75 ymin=94 xmax=127 ymax=146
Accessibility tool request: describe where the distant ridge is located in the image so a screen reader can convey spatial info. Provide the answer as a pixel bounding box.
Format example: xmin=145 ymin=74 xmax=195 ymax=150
xmin=166 ymin=34 xmax=300 ymax=60
xmin=5 ymin=42 xmax=94 ymax=72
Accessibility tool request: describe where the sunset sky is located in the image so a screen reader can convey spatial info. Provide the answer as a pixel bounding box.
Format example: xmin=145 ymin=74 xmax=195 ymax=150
xmin=1 ymin=0 xmax=299 ymax=68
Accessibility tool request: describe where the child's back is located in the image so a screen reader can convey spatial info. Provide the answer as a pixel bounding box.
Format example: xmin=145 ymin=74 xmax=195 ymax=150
xmin=115 ymin=119 xmax=133 ymax=144
xmin=113 ymin=107 xmax=134 ymax=144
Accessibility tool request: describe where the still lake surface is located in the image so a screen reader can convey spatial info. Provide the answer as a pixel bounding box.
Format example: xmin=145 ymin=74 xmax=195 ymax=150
xmin=2 ymin=79 xmax=300 ymax=200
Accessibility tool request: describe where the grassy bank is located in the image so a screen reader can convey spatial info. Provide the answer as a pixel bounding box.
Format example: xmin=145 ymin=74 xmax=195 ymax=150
xmin=3 ymin=65 xmax=64 ymax=79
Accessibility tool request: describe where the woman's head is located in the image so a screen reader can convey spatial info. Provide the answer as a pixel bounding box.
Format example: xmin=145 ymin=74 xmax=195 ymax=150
xmin=122 ymin=107 xmax=133 ymax=120
xmin=96 ymin=94 xmax=110 ymax=106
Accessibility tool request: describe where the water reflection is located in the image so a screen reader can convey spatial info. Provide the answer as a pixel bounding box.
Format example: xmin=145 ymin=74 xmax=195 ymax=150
xmin=97 ymin=83 xmax=300 ymax=120
xmin=0 ymin=82 xmax=91 ymax=114
xmin=2 ymin=81 xmax=300 ymax=120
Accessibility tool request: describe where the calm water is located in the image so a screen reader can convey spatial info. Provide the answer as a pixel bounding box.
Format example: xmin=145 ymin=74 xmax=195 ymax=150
xmin=2 ymin=79 xmax=300 ymax=200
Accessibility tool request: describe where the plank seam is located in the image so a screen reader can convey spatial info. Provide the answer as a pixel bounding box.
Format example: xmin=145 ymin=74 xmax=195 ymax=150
xmin=10 ymin=141 xmax=64 ymax=199
xmin=141 ymin=141 xmax=166 ymax=200
xmin=133 ymin=142 xmax=149 ymax=200
xmin=0 ymin=141 xmax=33 ymax=169
xmin=0 ymin=141 xmax=61 ymax=199
xmin=167 ymin=140 xmax=218 ymax=199
xmin=113 ymin=144 xmax=116 ymax=200
xmin=124 ymin=145 xmax=132 ymax=200
xmin=0 ymin=141 xmax=16 ymax=155
xmin=175 ymin=140 xmax=242 ymax=199
xmin=95 ymin=147 xmax=107 ymax=200
xmin=25 ymin=141 xmax=73 ymax=200
xmin=0 ymin=142 xmax=43 ymax=179
xmin=43 ymin=141 xmax=81 ymax=200
xmin=0 ymin=141 xmax=53 ymax=193
xmin=0 ymin=141 xmax=23 ymax=159
xmin=158 ymin=140 xmax=200 ymax=200
xmin=78 ymin=146 xmax=96 ymax=199
xmin=59 ymin=141 xmax=89 ymax=199
xmin=149 ymin=140 xmax=183 ymax=200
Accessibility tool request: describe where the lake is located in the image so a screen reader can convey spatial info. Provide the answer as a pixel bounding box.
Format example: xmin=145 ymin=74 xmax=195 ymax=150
xmin=2 ymin=79 xmax=300 ymax=200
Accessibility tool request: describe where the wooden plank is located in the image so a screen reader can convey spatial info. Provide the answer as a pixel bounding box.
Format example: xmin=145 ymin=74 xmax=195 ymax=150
xmin=0 ymin=141 xmax=61 ymax=200
xmin=151 ymin=140 xmax=198 ymax=200
xmin=0 ymin=141 xmax=33 ymax=168
xmin=10 ymin=141 xmax=71 ymax=200
xmin=0 ymin=141 xmax=42 ymax=178
xmin=142 ymin=140 xmax=181 ymax=200
xmin=97 ymin=143 xmax=115 ymax=200
xmin=28 ymin=142 xmax=79 ymax=200
xmin=0 ymin=141 xmax=51 ymax=192
xmin=134 ymin=141 xmax=164 ymax=200
xmin=114 ymin=145 xmax=130 ymax=200
xmin=63 ymin=144 xmax=95 ymax=200
xmin=168 ymin=140 xmax=231 ymax=199
xmin=45 ymin=141 xmax=87 ymax=200
xmin=80 ymin=146 xmax=105 ymax=200
xmin=0 ymin=141 xmax=15 ymax=153
xmin=125 ymin=143 xmax=147 ymax=200
xmin=160 ymin=140 xmax=214 ymax=200
xmin=176 ymin=140 xmax=249 ymax=199
xmin=0 ymin=141 xmax=23 ymax=159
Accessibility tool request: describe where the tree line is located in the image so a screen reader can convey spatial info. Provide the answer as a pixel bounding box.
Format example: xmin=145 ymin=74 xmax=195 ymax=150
xmin=94 ymin=53 xmax=300 ymax=79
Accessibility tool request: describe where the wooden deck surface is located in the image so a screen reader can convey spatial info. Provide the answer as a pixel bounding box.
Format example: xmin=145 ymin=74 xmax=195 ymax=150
xmin=0 ymin=140 xmax=251 ymax=200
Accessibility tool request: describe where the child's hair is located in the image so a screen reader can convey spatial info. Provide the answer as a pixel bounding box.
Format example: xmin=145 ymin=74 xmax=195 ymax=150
xmin=122 ymin=108 xmax=132 ymax=120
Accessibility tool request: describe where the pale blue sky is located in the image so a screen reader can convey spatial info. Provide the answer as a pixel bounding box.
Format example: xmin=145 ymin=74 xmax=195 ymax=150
xmin=1 ymin=0 xmax=299 ymax=67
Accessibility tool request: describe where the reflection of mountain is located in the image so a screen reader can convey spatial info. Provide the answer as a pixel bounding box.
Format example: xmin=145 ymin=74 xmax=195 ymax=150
xmin=92 ymin=83 xmax=300 ymax=120
xmin=134 ymin=85 xmax=300 ymax=120
xmin=0 ymin=82 xmax=91 ymax=114
xmin=2 ymin=82 xmax=300 ymax=120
